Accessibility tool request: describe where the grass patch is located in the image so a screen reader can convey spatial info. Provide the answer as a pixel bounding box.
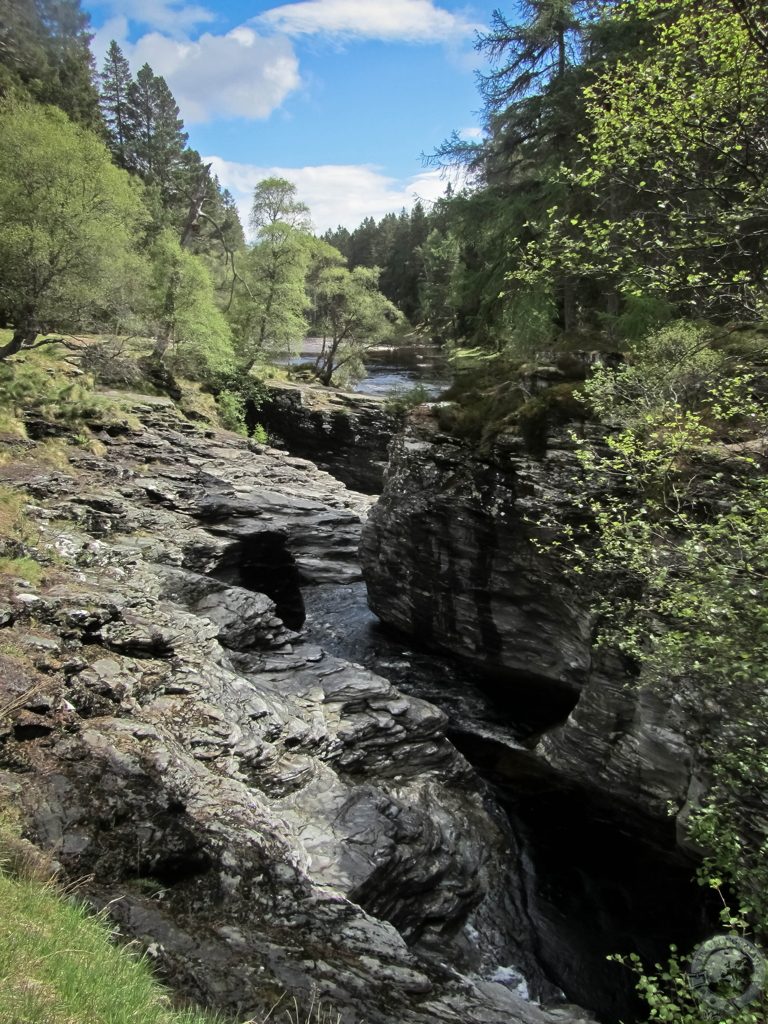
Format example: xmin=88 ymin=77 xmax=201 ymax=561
xmin=0 ymin=556 xmax=44 ymax=586
xmin=0 ymin=871 xmax=225 ymax=1024
xmin=177 ymin=380 xmax=219 ymax=426
xmin=0 ymin=486 xmax=31 ymax=545
xmin=0 ymin=410 xmax=27 ymax=438
xmin=0 ymin=801 xmax=226 ymax=1024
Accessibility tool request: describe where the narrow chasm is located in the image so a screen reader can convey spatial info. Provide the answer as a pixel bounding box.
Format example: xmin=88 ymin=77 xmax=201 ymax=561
xmin=211 ymin=532 xmax=306 ymax=630
xmin=302 ymin=580 xmax=718 ymax=1023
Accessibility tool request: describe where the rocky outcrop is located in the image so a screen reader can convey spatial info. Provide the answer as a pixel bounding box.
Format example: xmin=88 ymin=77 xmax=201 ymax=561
xmin=259 ymin=381 xmax=402 ymax=493
xmin=359 ymin=408 xmax=698 ymax=826
xmin=0 ymin=394 xmax=589 ymax=1024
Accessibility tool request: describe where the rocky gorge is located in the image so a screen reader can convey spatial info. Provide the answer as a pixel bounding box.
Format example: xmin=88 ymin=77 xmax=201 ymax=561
xmin=0 ymin=391 xmax=597 ymax=1024
xmin=0 ymin=375 xmax=733 ymax=1024
xmin=258 ymin=380 xmax=403 ymax=494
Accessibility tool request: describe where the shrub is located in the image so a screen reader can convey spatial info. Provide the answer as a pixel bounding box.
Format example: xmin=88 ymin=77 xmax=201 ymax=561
xmin=384 ymin=384 xmax=430 ymax=416
xmin=216 ymin=389 xmax=248 ymax=434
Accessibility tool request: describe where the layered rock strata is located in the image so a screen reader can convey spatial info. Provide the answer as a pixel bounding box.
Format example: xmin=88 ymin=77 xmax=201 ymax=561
xmin=259 ymin=381 xmax=402 ymax=493
xmin=360 ymin=408 xmax=697 ymax=825
xmin=0 ymin=395 xmax=587 ymax=1024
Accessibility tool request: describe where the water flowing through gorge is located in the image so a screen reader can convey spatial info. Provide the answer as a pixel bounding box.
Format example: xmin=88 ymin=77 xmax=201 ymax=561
xmin=301 ymin=581 xmax=715 ymax=1022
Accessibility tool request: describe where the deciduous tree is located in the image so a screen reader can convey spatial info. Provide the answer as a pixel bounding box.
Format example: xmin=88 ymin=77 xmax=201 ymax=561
xmin=313 ymin=265 xmax=402 ymax=385
xmin=0 ymin=102 xmax=146 ymax=359
xmin=231 ymin=178 xmax=312 ymax=370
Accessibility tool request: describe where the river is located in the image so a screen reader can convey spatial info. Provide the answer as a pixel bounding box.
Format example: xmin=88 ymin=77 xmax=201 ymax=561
xmin=269 ymin=353 xmax=715 ymax=1022
xmin=282 ymin=338 xmax=450 ymax=398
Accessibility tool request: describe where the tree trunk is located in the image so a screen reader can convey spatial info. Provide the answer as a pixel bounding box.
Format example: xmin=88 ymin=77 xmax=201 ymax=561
xmin=729 ymin=0 xmax=768 ymax=62
xmin=153 ymin=265 xmax=181 ymax=358
xmin=0 ymin=323 xmax=38 ymax=361
xmin=560 ymin=276 xmax=577 ymax=334
xmin=179 ymin=163 xmax=212 ymax=248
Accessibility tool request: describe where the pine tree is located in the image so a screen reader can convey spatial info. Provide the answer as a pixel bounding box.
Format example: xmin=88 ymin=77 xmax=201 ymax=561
xmin=99 ymin=40 xmax=134 ymax=169
xmin=152 ymin=75 xmax=188 ymax=198
xmin=0 ymin=0 xmax=100 ymax=126
xmin=126 ymin=63 xmax=157 ymax=178
xmin=126 ymin=63 xmax=188 ymax=205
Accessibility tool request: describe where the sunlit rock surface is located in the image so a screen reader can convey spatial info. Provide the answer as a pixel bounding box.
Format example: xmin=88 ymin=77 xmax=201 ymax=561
xmin=259 ymin=380 xmax=402 ymax=494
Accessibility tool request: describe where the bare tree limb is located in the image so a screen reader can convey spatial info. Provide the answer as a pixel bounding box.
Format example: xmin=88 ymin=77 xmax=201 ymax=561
xmin=179 ymin=162 xmax=213 ymax=248
xmin=198 ymin=210 xmax=254 ymax=312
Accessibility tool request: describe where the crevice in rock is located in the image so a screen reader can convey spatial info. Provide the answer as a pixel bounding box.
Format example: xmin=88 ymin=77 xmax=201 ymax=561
xmin=302 ymin=579 xmax=716 ymax=1023
xmin=124 ymin=848 xmax=214 ymax=889
xmin=212 ymin=533 xmax=306 ymax=630
xmin=505 ymin=786 xmax=718 ymax=1023
xmin=13 ymin=722 xmax=54 ymax=741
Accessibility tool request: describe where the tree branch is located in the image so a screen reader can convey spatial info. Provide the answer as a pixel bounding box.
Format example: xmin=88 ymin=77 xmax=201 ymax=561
xmin=728 ymin=0 xmax=768 ymax=63
xmin=198 ymin=210 xmax=254 ymax=311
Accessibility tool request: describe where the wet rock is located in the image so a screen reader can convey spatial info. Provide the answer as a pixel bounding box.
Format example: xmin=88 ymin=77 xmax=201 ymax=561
xmin=360 ymin=411 xmax=696 ymax=823
xmin=361 ymin=415 xmax=594 ymax=695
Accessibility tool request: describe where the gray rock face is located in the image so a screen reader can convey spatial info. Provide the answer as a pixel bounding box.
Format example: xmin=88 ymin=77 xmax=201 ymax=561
xmin=360 ymin=409 xmax=697 ymax=824
xmin=259 ymin=381 xmax=402 ymax=494
xmin=0 ymin=394 xmax=587 ymax=1024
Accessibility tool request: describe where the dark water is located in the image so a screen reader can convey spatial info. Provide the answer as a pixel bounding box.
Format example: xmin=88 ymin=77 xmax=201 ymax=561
xmin=282 ymin=338 xmax=450 ymax=398
xmin=301 ymin=581 xmax=716 ymax=1022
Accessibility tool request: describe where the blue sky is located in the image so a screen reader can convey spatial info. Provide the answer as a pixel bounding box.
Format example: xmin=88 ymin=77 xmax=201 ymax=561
xmin=84 ymin=0 xmax=491 ymax=232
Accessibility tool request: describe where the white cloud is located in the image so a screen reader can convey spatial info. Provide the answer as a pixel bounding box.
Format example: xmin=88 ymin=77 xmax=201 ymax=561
xmin=121 ymin=28 xmax=301 ymax=123
xmin=91 ymin=15 xmax=130 ymax=62
xmin=89 ymin=0 xmax=215 ymax=36
xmin=256 ymin=0 xmax=481 ymax=43
xmin=206 ymin=157 xmax=457 ymax=234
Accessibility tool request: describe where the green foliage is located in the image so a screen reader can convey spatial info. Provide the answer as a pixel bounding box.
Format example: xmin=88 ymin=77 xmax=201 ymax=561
xmin=539 ymin=323 xmax=768 ymax=994
xmin=215 ymin=389 xmax=247 ymax=434
xmin=250 ymin=177 xmax=311 ymax=235
xmin=312 ymin=265 xmax=403 ymax=386
xmin=325 ymin=203 xmax=429 ymax=321
xmin=229 ymin=178 xmax=314 ymax=370
xmin=518 ymin=0 xmax=768 ymax=324
xmin=126 ymin=63 xmax=188 ymax=204
xmin=609 ymin=945 xmax=766 ymax=1024
xmin=209 ymin=372 xmax=269 ymax=438
xmin=0 ymin=102 xmax=147 ymax=341
xmin=0 ymin=347 xmax=105 ymax=427
xmin=384 ymin=384 xmax=430 ymax=416
xmin=0 ymin=0 xmax=100 ymax=126
xmin=688 ymin=744 xmax=768 ymax=933
xmin=251 ymin=423 xmax=268 ymax=445
xmin=99 ymin=40 xmax=133 ymax=169
xmin=148 ymin=230 xmax=234 ymax=379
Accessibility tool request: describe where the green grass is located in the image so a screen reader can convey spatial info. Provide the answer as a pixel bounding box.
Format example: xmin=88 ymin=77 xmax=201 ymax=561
xmin=0 ymin=556 xmax=44 ymax=585
xmin=0 ymin=870 xmax=225 ymax=1024
xmin=0 ymin=486 xmax=30 ymax=544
